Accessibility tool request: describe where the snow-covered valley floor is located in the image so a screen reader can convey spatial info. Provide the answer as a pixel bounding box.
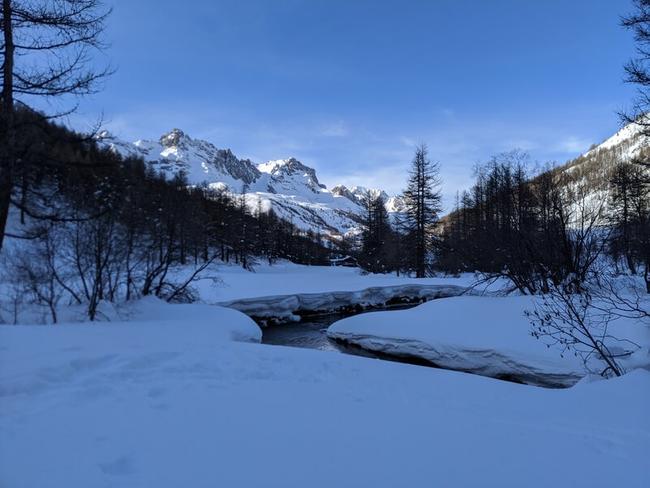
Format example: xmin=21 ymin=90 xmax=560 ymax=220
xmin=196 ymin=261 xmax=477 ymax=301
xmin=1 ymin=296 xmax=649 ymax=488
xmin=1 ymin=266 xmax=649 ymax=487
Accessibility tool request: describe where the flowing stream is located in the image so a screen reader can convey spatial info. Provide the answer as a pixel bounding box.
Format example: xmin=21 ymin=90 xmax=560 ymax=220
xmin=261 ymin=305 xmax=425 ymax=363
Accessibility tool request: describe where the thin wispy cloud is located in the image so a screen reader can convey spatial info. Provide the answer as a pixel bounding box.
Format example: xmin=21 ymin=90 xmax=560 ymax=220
xmin=54 ymin=0 xmax=630 ymax=214
xmin=320 ymin=121 xmax=350 ymax=137
xmin=82 ymin=102 xmax=610 ymax=213
xmin=555 ymin=136 xmax=593 ymax=154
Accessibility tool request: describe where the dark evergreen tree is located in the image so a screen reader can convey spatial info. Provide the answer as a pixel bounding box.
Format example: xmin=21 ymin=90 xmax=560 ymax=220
xmin=359 ymin=192 xmax=395 ymax=273
xmin=609 ymin=163 xmax=642 ymax=273
xmin=621 ymin=1 xmax=650 ymax=291
xmin=402 ymin=145 xmax=442 ymax=277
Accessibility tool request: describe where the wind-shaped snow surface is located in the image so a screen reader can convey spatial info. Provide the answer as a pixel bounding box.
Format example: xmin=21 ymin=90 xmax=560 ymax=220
xmin=97 ymin=130 xmax=392 ymax=236
xmin=1 ymin=297 xmax=648 ymax=487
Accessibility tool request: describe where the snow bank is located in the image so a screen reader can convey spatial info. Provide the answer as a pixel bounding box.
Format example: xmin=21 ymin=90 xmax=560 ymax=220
xmin=196 ymin=261 xmax=479 ymax=302
xmin=219 ymin=283 xmax=467 ymax=325
xmin=118 ymin=296 xmax=262 ymax=343
xmin=0 ymin=298 xmax=261 ymax=388
xmin=188 ymin=261 xmax=478 ymax=323
xmin=1 ymin=318 xmax=648 ymax=487
xmin=327 ymin=295 xmax=650 ymax=387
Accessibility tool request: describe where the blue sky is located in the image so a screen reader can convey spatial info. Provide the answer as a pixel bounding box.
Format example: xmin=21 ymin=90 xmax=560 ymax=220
xmin=65 ymin=0 xmax=636 ymax=205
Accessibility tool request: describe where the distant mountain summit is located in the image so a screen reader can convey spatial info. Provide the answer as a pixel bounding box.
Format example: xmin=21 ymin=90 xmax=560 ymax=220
xmin=97 ymin=129 xmax=394 ymax=236
xmin=331 ymin=184 xmax=404 ymax=212
xmin=98 ymin=122 xmax=646 ymax=237
xmin=257 ymin=158 xmax=325 ymax=194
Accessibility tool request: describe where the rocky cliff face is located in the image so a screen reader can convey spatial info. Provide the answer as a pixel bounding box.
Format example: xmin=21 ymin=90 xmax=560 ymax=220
xmin=98 ymin=121 xmax=646 ymax=237
xmin=97 ymin=129 xmax=392 ymax=236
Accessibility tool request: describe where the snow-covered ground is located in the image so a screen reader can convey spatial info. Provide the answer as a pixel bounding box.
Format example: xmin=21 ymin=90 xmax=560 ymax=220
xmin=192 ymin=262 xmax=475 ymax=323
xmin=197 ymin=261 xmax=478 ymax=303
xmin=327 ymin=295 xmax=650 ymax=387
xmin=0 ymin=259 xmax=481 ymax=325
xmin=219 ymin=282 xmax=468 ymax=324
xmin=1 ymin=299 xmax=648 ymax=487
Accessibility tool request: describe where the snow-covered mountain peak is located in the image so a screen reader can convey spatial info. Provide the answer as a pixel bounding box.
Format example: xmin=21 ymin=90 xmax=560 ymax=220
xmin=97 ymin=130 xmax=397 ymax=236
xmin=567 ymin=120 xmax=648 ymax=174
xmin=258 ymin=158 xmax=325 ymax=191
xmin=258 ymin=158 xmax=294 ymax=174
xmin=545 ymin=120 xmax=649 ymax=223
xmin=331 ymin=184 xmax=358 ymax=202
xmin=99 ymin=129 xmax=262 ymax=187
xmin=331 ymin=184 xmax=390 ymax=205
xmin=355 ymin=186 xmax=389 ymax=201
xmin=258 ymin=157 xmax=311 ymax=175
xmin=159 ymin=128 xmax=189 ymax=148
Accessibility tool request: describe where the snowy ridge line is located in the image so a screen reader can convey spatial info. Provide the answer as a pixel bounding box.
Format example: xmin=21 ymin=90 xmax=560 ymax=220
xmin=217 ymin=284 xmax=468 ymax=325
xmin=97 ymin=129 xmax=401 ymax=236
xmin=325 ymin=333 xmax=583 ymax=388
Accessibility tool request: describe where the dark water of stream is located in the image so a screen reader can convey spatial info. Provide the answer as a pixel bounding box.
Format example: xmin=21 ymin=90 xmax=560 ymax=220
xmin=261 ymin=305 xmax=419 ymax=360
xmin=261 ymin=303 xmax=534 ymax=384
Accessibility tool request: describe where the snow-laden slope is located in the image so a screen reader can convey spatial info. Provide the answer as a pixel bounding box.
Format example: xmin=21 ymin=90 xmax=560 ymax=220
xmin=505 ymin=120 xmax=649 ymax=227
xmin=558 ymin=120 xmax=649 ymax=197
xmin=98 ymin=120 xmax=648 ymax=237
xmin=98 ymin=129 xmax=392 ymax=236
xmin=582 ymin=120 xmax=647 ymax=160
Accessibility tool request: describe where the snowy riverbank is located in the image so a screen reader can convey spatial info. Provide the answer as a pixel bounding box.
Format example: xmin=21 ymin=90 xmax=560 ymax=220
xmin=1 ymin=298 xmax=649 ymax=487
xmin=327 ymin=295 xmax=650 ymax=387
xmin=195 ymin=262 xmax=475 ymax=323
xmin=219 ymin=283 xmax=467 ymax=324
xmin=196 ymin=261 xmax=478 ymax=301
xmin=0 ymin=261 xmax=479 ymax=325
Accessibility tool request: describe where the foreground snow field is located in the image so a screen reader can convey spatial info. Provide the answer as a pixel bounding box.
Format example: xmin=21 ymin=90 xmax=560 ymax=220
xmin=327 ymin=295 xmax=650 ymax=387
xmin=1 ymin=301 xmax=649 ymax=488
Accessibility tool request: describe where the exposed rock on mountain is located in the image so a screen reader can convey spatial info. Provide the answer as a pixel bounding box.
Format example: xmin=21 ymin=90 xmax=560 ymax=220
xmin=97 ymin=130 xmax=393 ymax=236
xmin=98 ymin=121 xmax=647 ymax=238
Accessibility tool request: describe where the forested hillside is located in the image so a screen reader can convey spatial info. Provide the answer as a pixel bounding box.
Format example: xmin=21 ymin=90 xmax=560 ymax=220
xmin=98 ymin=128 xmax=400 ymax=237
xmin=437 ymin=126 xmax=650 ymax=294
xmin=1 ymin=109 xmax=331 ymax=321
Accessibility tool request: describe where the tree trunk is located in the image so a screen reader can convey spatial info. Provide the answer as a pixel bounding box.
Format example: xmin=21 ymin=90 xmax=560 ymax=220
xmin=0 ymin=0 xmax=15 ymax=251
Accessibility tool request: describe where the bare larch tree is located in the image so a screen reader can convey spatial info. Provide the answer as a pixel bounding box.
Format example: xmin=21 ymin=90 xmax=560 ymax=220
xmin=621 ymin=0 xmax=650 ymax=135
xmin=0 ymin=0 xmax=111 ymax=250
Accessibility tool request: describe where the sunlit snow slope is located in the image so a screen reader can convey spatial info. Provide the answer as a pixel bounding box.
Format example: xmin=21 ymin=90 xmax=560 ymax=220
xmin=98 ymin=129 xmax=397 ymax=237
xmin=99 ymin=121 xmax=648 ymax=236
